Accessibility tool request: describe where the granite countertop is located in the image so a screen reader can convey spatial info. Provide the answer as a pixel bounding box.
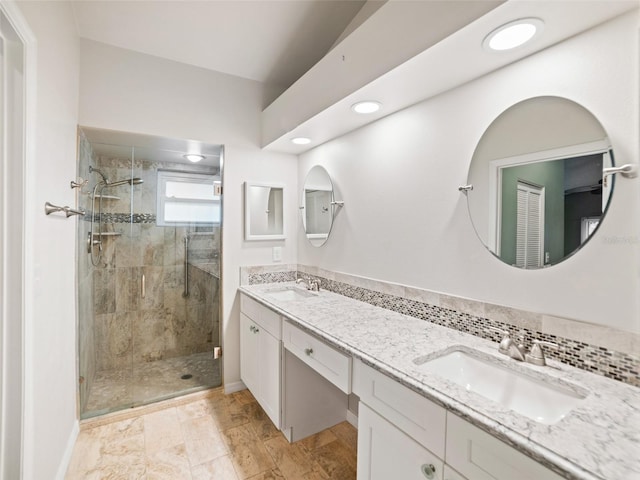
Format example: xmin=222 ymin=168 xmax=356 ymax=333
xmin=239 ymin=282 xmax=640 ymax=480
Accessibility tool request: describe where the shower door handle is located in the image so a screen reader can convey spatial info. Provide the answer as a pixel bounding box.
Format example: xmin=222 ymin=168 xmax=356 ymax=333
xmin=141 ymin=274 xmax=146 ymax=299
xmin=182 ymin=236 xmax=189 ymax=298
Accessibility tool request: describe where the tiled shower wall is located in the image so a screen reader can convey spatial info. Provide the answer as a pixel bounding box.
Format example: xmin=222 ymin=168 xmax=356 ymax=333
xmin=92 ymin=225 xmax=220 ymax=371
xmin=80 ymin=147 xmax=220 ymax=375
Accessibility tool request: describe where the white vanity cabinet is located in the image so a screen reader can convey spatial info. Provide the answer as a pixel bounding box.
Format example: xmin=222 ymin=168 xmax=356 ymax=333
xmin=354 ymin=359 xmax=446 ymax=480
xmin=353 ymin=359 xmax=563 ymax=480
xmin=240 ymin=294 xmax=282 ymax=428
xmin=239 ymin=291 xmax=571 ymax=480
xmin=239 ymin=295 xmax=350 ymax=441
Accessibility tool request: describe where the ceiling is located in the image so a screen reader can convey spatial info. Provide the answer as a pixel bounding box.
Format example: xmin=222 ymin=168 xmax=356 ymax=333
xmin=71 ymin=0 xmax=367 ymax=91
xmin=262 ymin=0 xmax=639 ymax=154
xmin=73 ymin=0 xmax=638 ymax=156
xmin=82 ymin=126 xmax=223 ymax=168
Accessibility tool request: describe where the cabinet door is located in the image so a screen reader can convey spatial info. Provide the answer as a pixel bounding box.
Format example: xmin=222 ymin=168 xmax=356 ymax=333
xmin=358 ymin=403 xmax=444 ymax=480
xmin=446 ymin=414 xmax=563 ymax=480
xmin=257 ymin=327 xmax=281 ymax=427
xmin=353 ymin=359 xmax=446 ymax=458
xmin=240 ymin=313 xmax=258 ymax=394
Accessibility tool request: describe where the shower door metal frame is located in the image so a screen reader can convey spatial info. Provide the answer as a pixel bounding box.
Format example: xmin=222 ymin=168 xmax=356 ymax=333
xmin=217 ymin=146 xmax=225 ymax=384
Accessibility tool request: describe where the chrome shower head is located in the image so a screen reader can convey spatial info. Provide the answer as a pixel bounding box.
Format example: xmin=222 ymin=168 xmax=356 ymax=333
xmin=89 ymin=165 xmax=109 ymax=184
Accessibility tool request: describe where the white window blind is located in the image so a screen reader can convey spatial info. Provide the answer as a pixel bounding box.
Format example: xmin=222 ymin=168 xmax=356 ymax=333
xmin=516 ymin=182 xmax=544 ymax=269
xmin=157 ymin=171 xmax=220 ymax=226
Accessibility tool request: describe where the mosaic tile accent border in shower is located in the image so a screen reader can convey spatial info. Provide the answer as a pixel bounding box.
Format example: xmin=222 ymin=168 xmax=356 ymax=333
xmin=243 ymin=266 xmax=639 ymax=387
xmin=84 ymin=212 xmax=156 ymax=224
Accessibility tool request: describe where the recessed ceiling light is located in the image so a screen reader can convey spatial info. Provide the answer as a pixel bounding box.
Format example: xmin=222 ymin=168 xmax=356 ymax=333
xmin=184 ymin=154 xmax=205 ymax=163
xmin=483 ymin=18 xmax=544 ymax=52
xmin=351 ymin=101 xmax=381 ymax=114
xmin=291 ymin=137 xmax=311 ymax=145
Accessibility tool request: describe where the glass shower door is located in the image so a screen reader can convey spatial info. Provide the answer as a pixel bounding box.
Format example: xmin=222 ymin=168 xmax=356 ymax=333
xmin=129 ymin=146 xmax=222 ymax=407
xmin=80 ymin=142 xmax=137 ymax=417
xmin=78 ymin=128 xmax=223 ymax=419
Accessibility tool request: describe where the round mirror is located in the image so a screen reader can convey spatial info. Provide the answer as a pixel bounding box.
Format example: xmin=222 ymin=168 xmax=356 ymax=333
xmin=467 ymin=96 xmax=614 ymax=269
xmin=301 ymin=165 xmax=335 ymax=247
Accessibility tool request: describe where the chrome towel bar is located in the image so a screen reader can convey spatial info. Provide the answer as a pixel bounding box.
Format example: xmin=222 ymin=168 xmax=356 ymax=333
xmin=44 ymin=201 xmax=85 ymax=218
xmin=603 ymin=163 xmax=637 ymax=179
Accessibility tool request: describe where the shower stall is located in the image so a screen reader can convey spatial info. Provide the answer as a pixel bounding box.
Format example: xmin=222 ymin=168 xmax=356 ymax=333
xmin=76 ymin=127 xmax=223 ymax=419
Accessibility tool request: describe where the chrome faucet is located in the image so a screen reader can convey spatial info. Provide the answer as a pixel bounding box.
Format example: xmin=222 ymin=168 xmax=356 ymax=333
xmin=485 ymin=327 xmax=557 ymax=365
xmin=485 ymin=326 xmax=517 ymax=357
xmin=296 ymin=277 xmax=320 ymax=291
xmin=525 ymin=340 xmax=559 ymax=366
xmin=509 ymin=330 xmax=528 ymax=362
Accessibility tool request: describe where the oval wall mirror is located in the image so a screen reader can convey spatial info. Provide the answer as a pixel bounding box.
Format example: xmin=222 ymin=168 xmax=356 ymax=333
xmin=466 ymin=96 xmax=614 ymax=269
xmin=301 ymin=165 xmax=335 ymax=247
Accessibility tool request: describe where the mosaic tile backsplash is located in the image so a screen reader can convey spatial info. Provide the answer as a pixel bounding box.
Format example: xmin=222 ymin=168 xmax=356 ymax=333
xmin=245 ymin=267 xmax=639 ymax=387
xmin=247 ymin=270 xmax=297 ymax=285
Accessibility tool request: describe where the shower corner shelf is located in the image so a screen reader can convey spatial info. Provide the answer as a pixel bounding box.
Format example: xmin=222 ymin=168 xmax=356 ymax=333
xmin=95 ymin=194 xmax=120 ymax=200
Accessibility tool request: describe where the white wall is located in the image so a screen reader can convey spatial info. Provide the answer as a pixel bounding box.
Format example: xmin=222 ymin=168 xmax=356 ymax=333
xmin=15 ymin=1 xmax=80 ymax=478
xmin=298 ymin=11 xmax=640 ymax=334
xmin=78 ymin=40 xmax=298 ymax=390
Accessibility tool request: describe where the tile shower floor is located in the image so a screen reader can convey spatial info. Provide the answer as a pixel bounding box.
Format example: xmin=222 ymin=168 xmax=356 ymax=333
xmin=85 ymin=352 xmax=222 ymax=416
xmin=67 ymin=388 xmax=358 ymax=479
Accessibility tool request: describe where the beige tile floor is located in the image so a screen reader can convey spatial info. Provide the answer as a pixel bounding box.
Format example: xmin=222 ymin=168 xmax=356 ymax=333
xmin=67 ymin=388 xmax=357 ymax=479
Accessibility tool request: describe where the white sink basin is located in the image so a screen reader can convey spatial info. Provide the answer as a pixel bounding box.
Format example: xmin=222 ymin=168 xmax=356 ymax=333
xmin=265 ymin=286 xmax=317 ymax=301
xmin=416 ymin=349 xmax=586 ymax=424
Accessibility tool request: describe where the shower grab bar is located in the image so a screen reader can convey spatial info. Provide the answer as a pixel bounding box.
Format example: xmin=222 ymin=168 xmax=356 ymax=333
xmin=44 ymin=202 xmax=86 ymax=218
xmin=182 ymin=236 xmax=190 ymax=298
xmin=89 ymin=182 xmax=105 ymax=266
xmin=141 ymin=274 xmax=146 ymax=299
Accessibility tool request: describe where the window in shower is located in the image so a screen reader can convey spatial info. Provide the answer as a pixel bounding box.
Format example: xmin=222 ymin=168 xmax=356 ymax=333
xmin=156 ymin=170 xmax=221 ymax=226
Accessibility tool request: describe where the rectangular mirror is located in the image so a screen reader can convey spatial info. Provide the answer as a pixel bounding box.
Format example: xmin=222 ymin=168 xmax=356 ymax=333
xmin=244 ymin=182 xmax=285 ymax=241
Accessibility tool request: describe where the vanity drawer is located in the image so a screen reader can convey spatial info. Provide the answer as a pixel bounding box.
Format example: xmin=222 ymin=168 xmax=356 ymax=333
xmin=445 ymin=414 xmax=563 ymax=480
xmin=358 ymin=403 xmax=444 ymax=480
xmin=282 ymin=321 xmax=352 ymax=394
xmin=240 ymin=294 xmax=281 ymax=340
xmin=353 ymin=359 xmax=446 ymax=459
